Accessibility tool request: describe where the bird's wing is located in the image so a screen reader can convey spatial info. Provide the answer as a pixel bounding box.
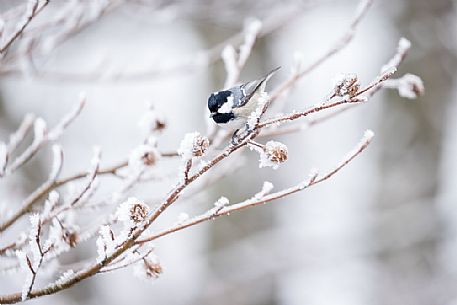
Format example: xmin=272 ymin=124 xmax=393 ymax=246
xmin=236 ymin=67 xmax=280 ymax=108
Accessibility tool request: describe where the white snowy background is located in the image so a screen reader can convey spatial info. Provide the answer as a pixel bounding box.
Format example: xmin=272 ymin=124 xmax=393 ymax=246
xmin=1 ymin=0 xmax=456 ymax=305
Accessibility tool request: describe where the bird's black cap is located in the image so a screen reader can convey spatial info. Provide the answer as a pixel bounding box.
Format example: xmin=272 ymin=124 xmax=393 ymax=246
xmin=208 ymin=90 xmax=232 ymax=113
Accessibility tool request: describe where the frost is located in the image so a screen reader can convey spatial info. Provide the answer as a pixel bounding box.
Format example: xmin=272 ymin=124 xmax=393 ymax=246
xmin=41 ymin=191 xmax=59 ymax=219
xmin=298 ymin=168 xmax=319 ymax=189
xmin=90 ymin=146 xmax=102 ymax=168
xmin=214 ymin=196 xmax=230 ymax=208
xmin=16 ymin=250 xmax=29 ymax=272
xmin=33 ymin=118 xmax=47 ymax=143
xmin=381 ymin=37 xmax=411 ymax=73
xmin=247 ymin=92 xmax=269 ymax=130
xmin=27 ymin=214 xmax=44 ymax=272
xmin=16 ymin=250 xmax=32 ymax=301
xmin=49 ymin=145 xmax=63 ymax=180
xmin=96 ymin=225 xmax=116 ymax=262
xmin=398 ymin=37 xmax=411 ymax=52
xmin=332 ymin=73 xmax=360 ymax=97
xmin=54 ymin=270 xmax=75 ymax=286
xmin=178 ymin=132 xmax=209 ymax=159
xmin=397 ymin=74 xmax=424 ymax=99
xmin=254 ymin=181 xmax=274 ymax=198
xmin=198 ymin=160 xmax=209 ymax=171
xmin=363 ymin=129 xmax=375 ymax=141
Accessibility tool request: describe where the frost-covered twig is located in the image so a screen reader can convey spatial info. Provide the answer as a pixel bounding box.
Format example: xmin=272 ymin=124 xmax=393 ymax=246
xmin=0 ymin=145 xmax=63 ymax=233
xmin=0 ymin=0 xmax=49 ymax=54
xmin=0 ymin=113 xmax=35 ymax=177
xmin=259 ymin=0 xmax=374 ymax=120
xmin=43 ymin=147 xmax=101 ymax=224
xmin=137 ymin=130 xmax=373 ymax=244
xmin=3 ymin=95 xmax=85 ymax=176
xmin=222 ymin=18 xmax=262 ymax=88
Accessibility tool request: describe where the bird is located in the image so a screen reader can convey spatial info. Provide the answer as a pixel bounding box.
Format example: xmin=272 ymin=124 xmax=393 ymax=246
xmin=208 ymin=67 xmax=280 ymax=142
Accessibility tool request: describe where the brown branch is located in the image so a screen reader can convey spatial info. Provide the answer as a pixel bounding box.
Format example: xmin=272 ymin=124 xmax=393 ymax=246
xmin=137 ymin=130 xmax=374 ymax=244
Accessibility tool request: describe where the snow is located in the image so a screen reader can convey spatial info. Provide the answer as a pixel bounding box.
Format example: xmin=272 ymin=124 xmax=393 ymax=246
xmin=42 ymin=191 xmax=59 ymax=219
xmin=381 ymin=37 xmax=411 ymax=73
xmin=54 ymin=270 xmax=75 ymax=286
xmin=332 ymin=73 xmax=359 ymax=97
xmin=96 ymin=225 xmax=116 ymax=262
xmin=254 ymin=181 xmax=274 ymax=199
xmin=33 ymin=118 xmax=47 ymax=142
xmin=49 ymin=145 xmax=63 ymax=179
xmin=214 ymin=196 xmax=230 ymax=208
xmin=177 ymin=132 xmax=209 ymax=159
xmin=363 ymin=129 xmax=374 ymax=141
xmin=16 ymin=249 xmax=32 ymax=301
xmin=397 ymin=73 xmax=424 ymax=99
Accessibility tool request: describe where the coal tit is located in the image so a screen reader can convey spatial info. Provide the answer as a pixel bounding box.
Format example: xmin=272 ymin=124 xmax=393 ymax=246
xmin=208 ymin=67 xmax=280 ymax=132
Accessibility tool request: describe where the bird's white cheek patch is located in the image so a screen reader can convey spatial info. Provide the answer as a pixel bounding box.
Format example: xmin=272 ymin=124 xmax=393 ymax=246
xmin=218 ymin=96 xmax=234 ymax=113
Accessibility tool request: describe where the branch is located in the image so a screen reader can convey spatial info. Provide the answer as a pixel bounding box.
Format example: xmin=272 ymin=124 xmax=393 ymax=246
xmin=3 ymin=95 xmax=85 ymax=176
xmin=0 ymin=145 xmax=63 ymax=233
xmin=137 ymin=130 xmax=374 ymax=244
xmin=0 ymin=0 xmax=49 ymax=54
xmin=259 ymin=0 xmax=374 ymax=119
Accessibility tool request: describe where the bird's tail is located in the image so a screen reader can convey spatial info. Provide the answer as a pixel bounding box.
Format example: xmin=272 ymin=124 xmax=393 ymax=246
xmin=264 ymin=66 xmax=281 ymax=82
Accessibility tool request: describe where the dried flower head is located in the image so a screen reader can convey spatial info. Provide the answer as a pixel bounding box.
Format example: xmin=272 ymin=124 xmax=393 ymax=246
xmin=133 ymin=253 xmax=162 ymax=281
xmin=116 ymin=197 xmax=150 ymax=227
xmin=139 ymin=107 xmax=167 ymax=133
xmin=250 ymin=140 xmax=289 ymax=169
xmin=265 ymin=141 xmax=288 ymax=164
xmin=62 ymin=226 xmax=79 ymax=248
xmin=178 ymin=132 xmax=209 ymax=159
xmin=143 ymin=257 xmax=163 ymax=279
xmin=333 ymin=73 xmax=360 ymax=97
xmin=128 ymin=144 xmax=160 ymax=168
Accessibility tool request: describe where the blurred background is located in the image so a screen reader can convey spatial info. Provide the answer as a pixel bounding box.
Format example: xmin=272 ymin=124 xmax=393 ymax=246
xmin=1 ymin=0 xmax=457 ymax=304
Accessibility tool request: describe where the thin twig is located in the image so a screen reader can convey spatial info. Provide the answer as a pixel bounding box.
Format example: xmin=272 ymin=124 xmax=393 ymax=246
xmin=0 ymin=0 xmax=49 ymax=54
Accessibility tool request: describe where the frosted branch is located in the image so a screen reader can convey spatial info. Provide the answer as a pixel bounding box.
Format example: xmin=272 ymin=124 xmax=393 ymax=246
xmin=137 ymin=130 xmax=374 ymax=245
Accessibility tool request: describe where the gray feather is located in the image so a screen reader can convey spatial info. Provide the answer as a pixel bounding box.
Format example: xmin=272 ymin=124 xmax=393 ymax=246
xmin=230 ymin=67 xmax=280 ymax=109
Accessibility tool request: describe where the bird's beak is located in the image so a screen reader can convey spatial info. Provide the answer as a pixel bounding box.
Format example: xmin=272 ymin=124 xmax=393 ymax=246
xmin=209 ymin=113 xmax=215 ymax=118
